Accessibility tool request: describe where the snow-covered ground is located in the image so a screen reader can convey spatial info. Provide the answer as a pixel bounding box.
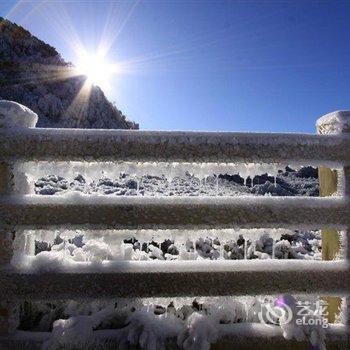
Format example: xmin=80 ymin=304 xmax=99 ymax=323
xmin=33 ymin=165 xmax=319 ymax=197
xmin=18 ymin=228 xmax=320 ymax=273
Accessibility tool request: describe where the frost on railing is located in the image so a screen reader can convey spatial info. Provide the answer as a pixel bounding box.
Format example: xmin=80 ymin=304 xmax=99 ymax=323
xmin=0 ymin=100 xmax=350 ymax=350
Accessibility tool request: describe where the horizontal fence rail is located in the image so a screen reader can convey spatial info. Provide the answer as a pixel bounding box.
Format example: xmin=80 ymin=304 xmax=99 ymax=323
xmin=0 ymin=196 xmax=349 ymax=229
xmin=1 ymin=261 xmax=349 ymax=300
xmin=1 ymin=128 xmax=350 ymax=165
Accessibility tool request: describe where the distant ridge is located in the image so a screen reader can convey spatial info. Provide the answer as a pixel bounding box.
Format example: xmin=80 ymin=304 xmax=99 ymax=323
xmin=0 ymin=17 xmax=138 ymax=129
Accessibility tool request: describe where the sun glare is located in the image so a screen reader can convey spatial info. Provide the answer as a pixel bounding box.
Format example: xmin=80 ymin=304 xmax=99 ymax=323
xmin=76 ymin=53 xmax=117 ymax=89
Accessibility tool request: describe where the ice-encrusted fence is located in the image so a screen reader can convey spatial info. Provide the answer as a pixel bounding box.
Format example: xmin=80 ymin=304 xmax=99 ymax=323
xmin=0 ymin=100 xmax=350 ymax=348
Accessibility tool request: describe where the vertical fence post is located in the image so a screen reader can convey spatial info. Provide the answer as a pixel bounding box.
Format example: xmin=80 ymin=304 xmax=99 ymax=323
xmin=0 ymin=163 xmax=17 ymax=335
xmin=0 ymin=163 xmax=15 ymax=264
xmin=316 ymin=110 xmax=350 ymax=324
xmin=340 ymin=165 xmax=350 ymax=326
xmin=0 ymin=101 xmax=38 ymax=334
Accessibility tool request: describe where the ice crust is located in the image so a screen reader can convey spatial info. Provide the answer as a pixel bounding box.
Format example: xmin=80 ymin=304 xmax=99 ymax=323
xmin=317 ymin=111 xmax=350 ymax=135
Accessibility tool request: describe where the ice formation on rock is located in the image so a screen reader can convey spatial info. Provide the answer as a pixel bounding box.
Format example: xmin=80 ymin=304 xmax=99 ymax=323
xmin=316 ymin=110 xmax=350 ymax=135
xmin=0 ymin=100 xmax=38 ymax=128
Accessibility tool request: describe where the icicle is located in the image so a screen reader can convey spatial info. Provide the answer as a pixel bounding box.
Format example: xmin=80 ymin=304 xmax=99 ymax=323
xmin=27 ymin=233 xmax=35 ymax=256
xmin=274 ymin=176 xmax=277 ymax=188
xmin=244 ymin=240 xmax=247 ymax=260
xmin=136 ymin=180 xmax=140 ymax=195
xmin=219 ymin=242 xmax=224 ymax=260
xmin=24 ymin=234 xmax=29 ymax=255
xmin=216 ymin=176 xmax=219 ymax=194
xmin=272 ymin=239 xmax=276 ymax=259
xmin=63 ymin=240 xmax=66 ymax=260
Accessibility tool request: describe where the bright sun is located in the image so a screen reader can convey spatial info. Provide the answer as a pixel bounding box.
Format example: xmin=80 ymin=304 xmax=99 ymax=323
xmin=76 ymin=53 xmax=116 ymax=89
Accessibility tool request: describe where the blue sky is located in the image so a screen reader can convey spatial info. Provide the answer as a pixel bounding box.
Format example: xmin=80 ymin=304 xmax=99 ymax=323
xmin=1 ymin=0 xmax=350 ymax=132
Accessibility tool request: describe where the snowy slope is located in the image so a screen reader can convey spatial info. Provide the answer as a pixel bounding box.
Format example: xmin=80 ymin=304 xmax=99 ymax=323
xmin=0 ymin=17 xmax=138 ymax=129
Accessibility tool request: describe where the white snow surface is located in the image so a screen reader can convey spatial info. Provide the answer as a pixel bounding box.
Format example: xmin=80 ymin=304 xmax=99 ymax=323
xmin=19 ymin=295 xmax=333 ymax=350
xmin=316 ymin=110 xmax=350 ymax=135
xmin=0 ymin=100 xmax=38 ymax=128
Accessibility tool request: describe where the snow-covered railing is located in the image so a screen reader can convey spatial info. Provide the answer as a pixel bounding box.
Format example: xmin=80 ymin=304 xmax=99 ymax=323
xmin=1 ymin=196 xmax=350 ymax=229
xmin=0 ymin=260 xmax=349 ymax=300
xmin=1 ymin=127 xmax=350 ymax=165
xmin=0 ymin=101 xmax=350 ymax=348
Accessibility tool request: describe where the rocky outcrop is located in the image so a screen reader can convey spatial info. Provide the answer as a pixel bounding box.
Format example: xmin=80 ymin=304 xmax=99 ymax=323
xmin=0 ymin=18 xmax=138 ymax=129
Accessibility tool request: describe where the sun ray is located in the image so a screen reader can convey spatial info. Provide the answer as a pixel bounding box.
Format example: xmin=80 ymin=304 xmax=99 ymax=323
xmin=34 ymin=1 xmax=86 ymax=59
xmin=97 ymin=0 xmax=139 ymax=58
xmin=63 ymin=79 xmax=92 ymax=127
xmin=0 ymin=62 xmax=79 ymax=89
